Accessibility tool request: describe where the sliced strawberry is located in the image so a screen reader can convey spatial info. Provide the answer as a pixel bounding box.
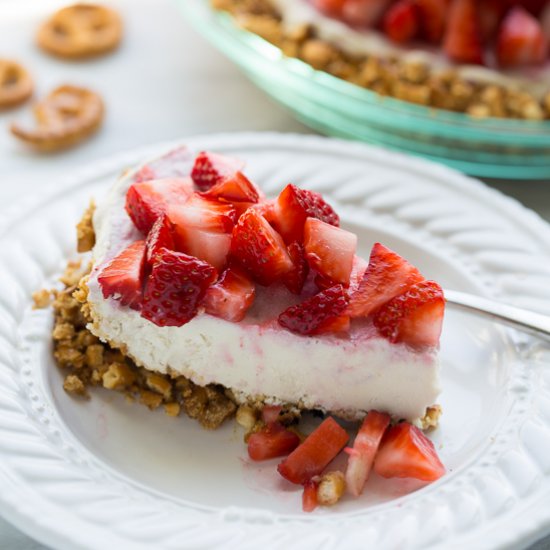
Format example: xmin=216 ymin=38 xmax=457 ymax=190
xmin=284 ymin=242 xmax=310 ymax=295
xmin=302 ymin=480 xmax=319 ymax=513
xmin=416 ymin=0 xmax=449 ymax=43
xmin=98 ymin=240 xmax=146 ymax=310
xmin=273 ymin=184 xmax=339 ymax=245
xmin=248 ymin=422 xmax=301 ymax=461
xmin=203 ymin=265 xmax=255 ymax=322
xmin=133 ymin=146 xmax=193 ymax=183
xmin=373 ymin=280 xmax=445 ymax=348
xmin=348 ymin=255 xmax=369 ymax=295
xmin=191 ymin=151 xmax=245 ymax=192
xmin=252 ymin=199 xmax=278 ymax=226
xmin=311 ymin=0 xmax=345 ymax=16
xmin=201 ymin=171 xmax=260 ymax=204
xmin=230 ymin=209 xmax=293 ymax=286
xmin=262 ymin=405 xmax=283 ymax=424
xmin=141 ymin=248 xmax=217 ymax=327
xmin=278 ymin=284 xmax=349 ymax=336
xmin=278 ymin=417 xmax=349 ymax=485
xmin=342 ymin=0 xmax=392 ymax=27
xmin=145 ymin=214 xmax=175 ymax=265
xmin=497 ymin=6 xmax=547 ymax=67
xmin=478 ymin=0 xmax=509 ymax=41
xmin=443 ymin=0 xmax=484 ymax=64
xmin=346 ymin=243 xmax=424 ymax=318
xmin=373 ymin=422 xmax=445 ymax=482
xmin=304 ymin=218 xmax=357 ymax=286
xmin=383 ymin=0 xmax=420 ymax=43
xmin=125 ymin=177 xmax=194 ymax=234
xmin=345 ymin=410 xmax=390 ymax=497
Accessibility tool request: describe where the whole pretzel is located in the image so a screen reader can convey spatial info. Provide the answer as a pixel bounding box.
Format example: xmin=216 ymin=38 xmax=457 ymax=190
xmin=0 ymin=59 xmax=33 ymax=109
xmin=11 ymin=85 xmax=104 ymax=151
xmin=37 ymin=4 xmax=122 ymax=59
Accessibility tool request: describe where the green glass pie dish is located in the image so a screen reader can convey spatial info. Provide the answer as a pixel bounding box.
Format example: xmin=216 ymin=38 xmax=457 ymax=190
xmin=177 ymin=0 xmax=550 ymax=180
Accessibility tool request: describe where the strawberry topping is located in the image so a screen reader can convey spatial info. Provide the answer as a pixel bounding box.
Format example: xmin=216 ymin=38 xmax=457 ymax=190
xmin=383 ymin=0 xmax=420 ymax=44
xmin=342 ymin=0 xmax=392 ymax=27
xmin=373 ymin=280 xmax=445 ymax=348
xmin=416 ymin=0 xmax=449 ymax=43
xmin=141 ymin=248 xmax=217 ymax=327
xmin=278 ymin=417 xmax=349 ymax=485
xmin=201 ymin=171 xmax=260 ymax=204
xmin=203 ymin=265 xmax=256 ymax=322
xmin=278 ymin=284 xmax=350 ymax=336
xmin=302 ymin=480 xmax=319 ymax=513
xmin=304 ymin=218 xmax=357 ymax=286
xmin=443 ymin=0 xmax=484 ymax=64
xmin=284 ymin=242 xmax=310 ymax=295
xmin=347 ymin=243 xmax=424 ymax=318
xmin=125 ymin=177 xmax=194 ymax=234
xmin=373 ymin=422 xmax=446 ymax=481
xmin=230 ymin=208 xmax=293 ymax=286
xmin=248 ymin=422 xmax=301 ymax=461
xmin=98 ymin=240 xmax=146 ymax=310
xmin=145 ymin=214 xmax=175 ymax=265
xmin=191 ymin=151 xmax=245 ymax=192
xmin=133 ymin=146 xmax=193 ymax=183
xmin=274 ymin=184 xmax=339 ymax=245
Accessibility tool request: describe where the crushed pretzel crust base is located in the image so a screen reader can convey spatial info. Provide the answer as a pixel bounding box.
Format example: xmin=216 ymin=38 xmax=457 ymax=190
xmin=211 ymin=0 xmax=550 ymax=120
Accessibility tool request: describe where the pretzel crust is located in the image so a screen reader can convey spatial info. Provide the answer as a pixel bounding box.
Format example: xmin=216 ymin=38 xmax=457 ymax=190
xmin=37 ymin=3 xmax=122 ymax=59
xmin=11 ymin=85 xmax=104 ymax=152
xmin=0 ymin=59 xmax=33 ymax=109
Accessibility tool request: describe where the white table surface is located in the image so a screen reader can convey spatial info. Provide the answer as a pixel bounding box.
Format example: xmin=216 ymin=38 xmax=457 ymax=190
xmin=0 ymin=0 xmax=549 ymax=548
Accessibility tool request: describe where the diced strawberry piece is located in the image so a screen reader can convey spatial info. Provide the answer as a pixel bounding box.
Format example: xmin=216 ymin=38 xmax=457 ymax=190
xmin=98 ymin=240 xmax=146 ymax=310
xmin=373 ymin=422 xmax=445 ymax=481
xmin=141 ymin=248 xmax=217 ymax=327
xmin=373 ymin=280 xmax=445 ymax=348
xmin=342 ymin=0 xmax=392 ymax=27
xmin=304 ymin=218 xmax=357 ymax=286
xmin=344 ymin=411 xmax=390 ymax=497
xmin=278 ymin=285 xmax=350 ymax=336
xmin=478 ymin=0 xmax=509 ymax=41
xmin=346 ymin=243 xmax=424 ymax=318
xmin=252 ymin=199 xmax=278 ymax=226
xmin=443 ymin=0 xmax=484 ymax=64
xmin=314 ymin=273 xmax=335 ymax=291
xmin=230 ymin=209 xmax=293 ymax=286
xmin=145 ymin=214 xmax=175 ymax=265
xmin=125 ymin=177 xmax=194 ymax=234
xmin=278 ymin=417 xmax=349 ymax=485
xmin=311 ymin=0 xmax=345 ymax=16
xmin=416 ymin=0 xmax=449 ymax=43
xmin=274 ymin=184 xmax=339 ymax=245
xmin=248 ymin=422 xmax=301 ymax=461
xmin=262 ymin=405 xmax=283 ymax=424
xmin=302 ymin=480 xmax=319 ymax=513
xmin=132 ymin=146 xmax=193 ymax=183
xmin=348 ymin=255 xmax=369 ymax=294
xmin=203 ymin=265 xmax=255 ymax=322
xmin=191 ymin=151 xmax=245 ymax=192
xmin=497 ymin=6 xmax=547 ymax=67
xmin=284 ymin=242 xmax=310 ymax=295
xmin=383 ymin=0 xmax=420 ymax=43
xmin=201 ymin=171 xmax=260 ymax=204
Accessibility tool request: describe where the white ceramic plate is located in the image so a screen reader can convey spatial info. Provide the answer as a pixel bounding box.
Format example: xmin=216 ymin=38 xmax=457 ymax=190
xmin=1 ymin=133 xmax=550 ymax=550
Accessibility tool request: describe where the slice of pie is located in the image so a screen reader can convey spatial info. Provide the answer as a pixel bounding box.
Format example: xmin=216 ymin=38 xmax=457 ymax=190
xmin=83 ymin=145 xmax=444 ymax=424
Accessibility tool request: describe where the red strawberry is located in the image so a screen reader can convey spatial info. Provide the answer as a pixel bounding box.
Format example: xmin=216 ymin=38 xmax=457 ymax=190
xmin=304 ymin=218 xmax=357 ymax=286
xmin=478 ymin=0 xmax=509 ymax=41
xmin=191 ymin=151 xmax=245 ymax=192
xmin=342 ymin=0 xmax=392 ymax=27
xmin=497 ymin=6 xmax=547 ymax=67
xmin=201 ymin=171 xmax=260 ymax=204
xmin=98 ymin=240 xmax=146 ymax=310
xmin=273 ymin=184 xmax=339 ymax=245
xmin=302 ymin=480 xmax=319 ymax=513
xmin=311 ymin=0 xmax=345 ymax=16
xmin=284 ymin=242 xmax=310 ymax=295
xmin=443 ymin=0 xmax=484 ymax=64
xmin=145 ymin=214 xmax=175 ymax=265
xmin=278 ymin=417 xmax=349 ymax=485
xmin=125 ymin=177 xmax=194 ymax=234
xmin=373 ymin=422 xmax=446 ymax=481
xmin=383 ymin=0 xmax=420 ymax=43
xmin=133 ymin=146 xmax=193 ymax=183
xmin=248 ymin=422 xmax=301 ymax=461
xmin=348 ymin=255 xmax=369 ymax=294
xmin=416 ymin=0 xmax=449 ymax=43
xmin=373 ymin=280 xmax=445 ymax=348
xmin=278 ymin=284 xmax=350 ymax=336
xmin=203 ymin=265 xmax=255 ymax=322
xmin=344 ymin=410 xmax=390 ymax=497
xmin=346 ymin=243 xmax=424 ymax=318
xmin=230 ymin=209 xmax=293 ymax=286
xmin=141 ymin=248 xmax=217 ymax=327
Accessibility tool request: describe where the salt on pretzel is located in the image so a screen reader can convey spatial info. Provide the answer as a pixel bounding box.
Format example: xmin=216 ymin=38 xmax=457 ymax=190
xmin=11 ymin=85 xmax=104 ymax=151
xmin=0 ymin=59 xmax=33 ymax=109
xmin=37 ymin=4 xmax=122 ymax=59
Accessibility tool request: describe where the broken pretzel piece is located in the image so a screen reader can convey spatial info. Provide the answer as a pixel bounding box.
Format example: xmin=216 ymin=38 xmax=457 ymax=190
xmin=0 ymin=59 xmax=33 ymax=109
xmin=37 ymin=3 xmax=122 ymax=59
xmin=11 ymin=84 xmax=104 ymax=152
